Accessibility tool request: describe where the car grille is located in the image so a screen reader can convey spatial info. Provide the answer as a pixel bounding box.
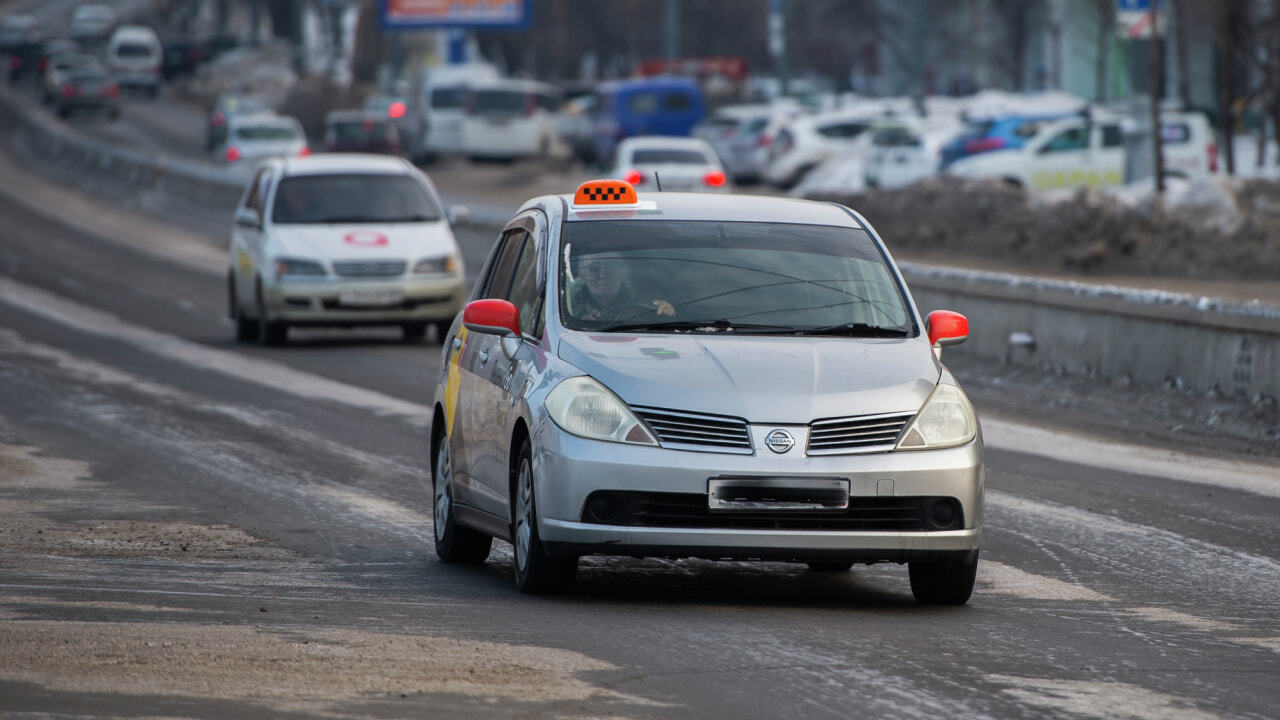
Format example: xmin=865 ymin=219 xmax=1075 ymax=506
xmin=332 ymin=260 xmax=406 ymax=278
xmin=632 ymin=406 xmax=752 ymax=453
xmin=581 ymin=491 xmax=960 ymax=531
xmin=806 ymin=412 xmax=915 ymax=454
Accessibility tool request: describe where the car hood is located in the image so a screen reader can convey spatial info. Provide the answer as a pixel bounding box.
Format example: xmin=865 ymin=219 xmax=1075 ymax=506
xmin=557 ymin=331 xmax=938 ymax=424
xmin=268 ymin=222 xmax=457 ymax=262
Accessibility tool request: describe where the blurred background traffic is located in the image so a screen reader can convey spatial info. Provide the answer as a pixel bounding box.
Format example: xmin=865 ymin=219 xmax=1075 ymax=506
xmin=3 ymin=0 xmax=1279 ymax=282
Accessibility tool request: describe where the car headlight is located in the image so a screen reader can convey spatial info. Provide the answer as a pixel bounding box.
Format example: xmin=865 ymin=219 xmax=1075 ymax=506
xmin=544 ymin=376 xmax=657 ymax=446
xmin=895 ymin=383 xmax=977 ymax=450
xmin=274 ymin=257 xmax=326 ymax=278
xmin=412 ymin=255 xmax=459 ymax=275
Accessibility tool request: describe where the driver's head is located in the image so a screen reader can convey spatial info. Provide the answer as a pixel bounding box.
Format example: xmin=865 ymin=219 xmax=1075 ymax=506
xmin=578 ymin=256 xmax=626 ymax=302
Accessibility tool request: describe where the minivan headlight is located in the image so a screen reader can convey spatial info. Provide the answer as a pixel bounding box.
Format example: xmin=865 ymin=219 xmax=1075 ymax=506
xmin=895 ymin=383 xmax=977 ymax=450
xmin=274 ymin=257 xmax=326 ymax=278
xmin=413 ymin=255 xmax=459 ymax=275
xmin=544 ymin=376 xmax=657 ymax=446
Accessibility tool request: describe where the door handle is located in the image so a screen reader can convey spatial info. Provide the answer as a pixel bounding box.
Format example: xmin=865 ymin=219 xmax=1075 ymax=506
xmin=478 ymin=350 xmax=489 ymax=366
xmin=451 ymin=337 xmax=462 ymax=351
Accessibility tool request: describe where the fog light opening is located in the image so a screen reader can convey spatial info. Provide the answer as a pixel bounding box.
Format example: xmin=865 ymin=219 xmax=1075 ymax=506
xmin=584 ymin=492 xmax=622 ymax=524
xmin=927 ymin=498 xmax=961 ymax=530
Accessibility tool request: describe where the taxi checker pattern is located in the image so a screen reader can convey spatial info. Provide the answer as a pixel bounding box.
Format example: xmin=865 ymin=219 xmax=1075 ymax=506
xmin=432 ymin=179 xmax=983 ymax=604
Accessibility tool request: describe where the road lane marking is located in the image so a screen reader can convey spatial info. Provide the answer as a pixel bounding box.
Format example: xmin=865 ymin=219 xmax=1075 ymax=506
xmin=0 ymin=276 xmax=430 ymax=427
xmin=2 ymin=273 xmax=1277 ymax=499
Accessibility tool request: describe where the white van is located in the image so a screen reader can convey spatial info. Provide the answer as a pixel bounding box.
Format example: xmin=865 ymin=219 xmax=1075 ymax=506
xmin=410 ymin=62 xmax=499 ymax=163
xmin=947 ymin=111 xmax=1216 ymax=191
xmin=105 ymin=24 xmax=161 ymax=97
xmin=461 ymin=79 xmax=561 ymax=161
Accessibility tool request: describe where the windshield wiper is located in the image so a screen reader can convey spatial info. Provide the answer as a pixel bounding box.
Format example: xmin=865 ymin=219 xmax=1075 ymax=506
xmin=595 ymin=319 xmax=796 ymax=333
xmin=794 ymin=322 xmax=910 ymax=338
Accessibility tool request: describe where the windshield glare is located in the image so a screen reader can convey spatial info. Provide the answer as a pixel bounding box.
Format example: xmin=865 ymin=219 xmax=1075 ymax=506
xmin=272 ymin=174 xmax=442 ymax=224
xmin=559 ymin=220 xmax=912 ymax=333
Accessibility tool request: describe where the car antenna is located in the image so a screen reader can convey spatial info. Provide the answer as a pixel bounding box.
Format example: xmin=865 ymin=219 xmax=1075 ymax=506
xmin=653 ymin=172 xmax=663 ymax=191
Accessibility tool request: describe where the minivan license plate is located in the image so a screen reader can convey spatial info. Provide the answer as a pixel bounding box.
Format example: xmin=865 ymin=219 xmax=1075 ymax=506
xmin=339 ymin=288 xmax=404 ymax=306
xmin=708 ymin=477 xmax=849 ymax=511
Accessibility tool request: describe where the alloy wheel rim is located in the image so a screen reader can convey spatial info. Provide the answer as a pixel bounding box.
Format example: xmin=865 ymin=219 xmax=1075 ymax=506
xmin=515 ymin=461 xmax=532 ymax=573
xmin=434 ymin=442 xmax=450 ymax=542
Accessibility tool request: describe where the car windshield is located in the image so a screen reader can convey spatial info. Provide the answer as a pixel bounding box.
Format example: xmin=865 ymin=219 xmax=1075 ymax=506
xmin=631 ymin=149 xmax=709 ymax=164
xmin=114 ymin=42 xmax=153 ymax=58
xmin=272 ymin=173 xmax=443 ymax=224
xmin=559 ymin=220 xmax=913 ymax=334
xmin=234 ymin=124 xmax=300 ymax=142
xmin=473 ymin=89 xmax=525 ymax=114
xmin=330 ymin=119 xmax=389 ymax=138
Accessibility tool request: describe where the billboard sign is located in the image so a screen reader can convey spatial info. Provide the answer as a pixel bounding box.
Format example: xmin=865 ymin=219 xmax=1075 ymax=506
xmin=380 ymin=0 xmax=532 ymax=30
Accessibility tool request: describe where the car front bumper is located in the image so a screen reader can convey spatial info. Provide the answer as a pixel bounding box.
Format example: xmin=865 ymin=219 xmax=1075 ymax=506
xmin=533 ymin=422 xmax=983 ymax=563
xmin=262 ymin=275 xmax=465 ymax=325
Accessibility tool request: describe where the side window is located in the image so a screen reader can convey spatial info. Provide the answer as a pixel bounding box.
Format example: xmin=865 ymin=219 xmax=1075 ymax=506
xmin=1161 ymin=122 xmax=1191 ymax=144
xmin=505 ymin=230 xmax=543 ymax=337
xmin=1015 ymin=120 xmax=1046 ymax=138
xmin=242 ymin=169 xmax=267 ymax=216
xmin=482 ymin=229 xmax=525 ymax=300
xmin=1041 ymin=127 xmax=1088 ymax=154
xmin=1102 ymin=124 xmax=1123 ymax=148
xmin=663 ymin=91 xmax=692 ymax=111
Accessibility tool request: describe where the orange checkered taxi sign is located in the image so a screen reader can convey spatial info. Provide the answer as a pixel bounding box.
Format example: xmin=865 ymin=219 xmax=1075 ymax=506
xmin=573 ymin=179 xmax=638 ymax=206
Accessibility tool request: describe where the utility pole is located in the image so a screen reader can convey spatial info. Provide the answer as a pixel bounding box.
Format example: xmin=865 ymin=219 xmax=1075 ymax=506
xmin=1150 ymin=0 xmax=1165 ymax=194
xmin=664 ymin=0 xmax=678 ymax=61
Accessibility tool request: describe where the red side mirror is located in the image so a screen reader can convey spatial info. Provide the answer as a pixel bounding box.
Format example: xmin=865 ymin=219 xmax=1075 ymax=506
xmin=927 ymin=310 xmax=969 ymax=347
xmin=463 ymin=299 xmax=521 ymax=338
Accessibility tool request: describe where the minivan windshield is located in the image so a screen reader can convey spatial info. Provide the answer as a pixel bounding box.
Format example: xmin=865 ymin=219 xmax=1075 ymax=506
xmin=560 ymin=220 xmax=913 ymax=334
xmin=272 ymin=173 xmax=443 ymax=224
xmin=114 ymin=42 xmax=155 ymax=58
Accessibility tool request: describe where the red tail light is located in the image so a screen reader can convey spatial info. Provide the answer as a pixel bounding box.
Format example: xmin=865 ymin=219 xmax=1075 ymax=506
xmin=60 ymin=83 xmax=77 ymax=98
xmin=1207 ymin=142 xmax=1219 ymax=173
xmin=703 ymin=170 xmax=726 ymax=187
xmin=388 ymin=101 xmax=406 ymax=119
xmin=104 ymin=84 xmax=120 ymax=98
xmin=756 ymin=133 xmax=773 ymax=148
xmin=211 ymin=111 xmax=225 ymax=127
xmin=225 ymin=146 xmax=241 ymax=162
xmin=963 ymin=137 xmax=1006 ymax=154
xmin=298 ymin=146 xmax=311 ymax=157
xmin=624 ymin=169 xmax=645 ymax=185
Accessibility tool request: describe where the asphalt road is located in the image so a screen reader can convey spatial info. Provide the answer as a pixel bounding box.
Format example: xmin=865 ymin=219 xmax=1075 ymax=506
xmin=2 ymin=97 xmax=1280 ymax=719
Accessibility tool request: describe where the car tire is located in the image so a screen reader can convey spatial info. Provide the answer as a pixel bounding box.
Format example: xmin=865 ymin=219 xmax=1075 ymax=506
xmin=512 ymin=439 xmax=577 ymax=594
xmin=229 ymin=276 xmax=258 ymax=342
xmin=806 ymin=561 xmax=854 ymax=572
xmin=255 ymin=284 xmax=287 ymax=346
xmin=401 ymin=322 xmax=428 ymax=343
xmin=432 ymin=434 xmax=492 ymax=563
xmin=909 ymin=551 xmax=978 ymax=605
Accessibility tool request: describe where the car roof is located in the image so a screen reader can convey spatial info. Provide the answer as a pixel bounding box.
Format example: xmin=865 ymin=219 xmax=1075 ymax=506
xmin=548 ymin=191 xmax=859 ymax=227
xmin=228 ymin=112 xmax=297 ymax=127
xmin=275 ymin=154 xmax=415 ymax=176
xmin=597 ymin=77 xmax=699 ymax=93
xmin=620 ymin=136 xmax=716 ymax=152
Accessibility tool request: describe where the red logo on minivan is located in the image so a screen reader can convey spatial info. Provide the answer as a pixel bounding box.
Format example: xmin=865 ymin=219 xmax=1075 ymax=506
xmin=344 ymin=230 xmax=388 ymax=247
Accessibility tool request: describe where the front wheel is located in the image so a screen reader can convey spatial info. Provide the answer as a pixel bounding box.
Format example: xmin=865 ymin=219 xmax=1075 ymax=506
xmin=909 ymin=551 xmax=978 ymax=605
xmin=229 ymin=276 xmax=258 ymax=342
xmin=255 ymin=284 xmax=287 ymax=345
xmin=433 ymin=437 xmax=492 ymax=563
xmin=401 ymin=322 xmax=428 ymax=343
xmin=512 ymin=440 xmax=577 ymax=593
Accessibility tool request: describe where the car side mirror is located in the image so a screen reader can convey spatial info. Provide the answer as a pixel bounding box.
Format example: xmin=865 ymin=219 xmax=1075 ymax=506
xmin=234 ymin=207 xmax=261 ymax=229
xmin=463 ymin=299 xmax=520 ymax=338
xmin=447 ymin=204 xmax=470 ymax=225
xmin=927 ymin=310 xmax=969 ymax=348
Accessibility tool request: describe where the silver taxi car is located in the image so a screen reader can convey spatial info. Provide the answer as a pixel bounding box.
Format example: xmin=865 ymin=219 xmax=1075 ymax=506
xmin=431 ymin=180 xmax=982 ymax=604
xmin=228 ymin=154 xmax=466 ymax=344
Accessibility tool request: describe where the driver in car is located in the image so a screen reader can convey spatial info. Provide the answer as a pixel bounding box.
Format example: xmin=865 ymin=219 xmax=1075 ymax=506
xmin=568 ymin=255 xmax=675 ymax=322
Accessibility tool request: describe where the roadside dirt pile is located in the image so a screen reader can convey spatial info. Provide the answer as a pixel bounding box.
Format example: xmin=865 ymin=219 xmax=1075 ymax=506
xmin=813 ymin=177 xmax=1280 ymax=280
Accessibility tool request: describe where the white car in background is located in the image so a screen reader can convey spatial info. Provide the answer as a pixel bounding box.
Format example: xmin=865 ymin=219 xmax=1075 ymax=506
xmin=693 ymin=104 xmax=772 ymax=171
xmin=603 ymin=136 xmax=730 ymax=193
xmin=462 ymin=79 xmax=561 ymax=161
xmin=227 ymin=154 xmax=466 ymax=344
xmin=947 ymin=111 xmax=1216 ymax=191
xmin=218 ymin=113 xmax=309 ymax=165
xmin=763 ymin=108 xmax=887 ymax=188
xmin=105 ymin=24 xmax=161 ymax=96
xmin=864 ymin=117 xmax=964 ymax=190
xmin=68 ymin=4 xmax=116 ymax=42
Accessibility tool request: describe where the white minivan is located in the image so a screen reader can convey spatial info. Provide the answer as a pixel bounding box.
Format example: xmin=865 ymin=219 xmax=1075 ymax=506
xmin=105 ymin=24 xmax=161 ymax=96
xmin=461 ymin=79 xmax=561 ymax=161
xmin=410 ymin=62 xmax=499 ymax=163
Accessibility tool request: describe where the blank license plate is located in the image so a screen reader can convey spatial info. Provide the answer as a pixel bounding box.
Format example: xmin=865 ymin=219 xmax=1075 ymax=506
xmin=708 ymin=477 xmax=849 ymax=512
xmin=339 ymin=288 xmax=404 ymax=306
